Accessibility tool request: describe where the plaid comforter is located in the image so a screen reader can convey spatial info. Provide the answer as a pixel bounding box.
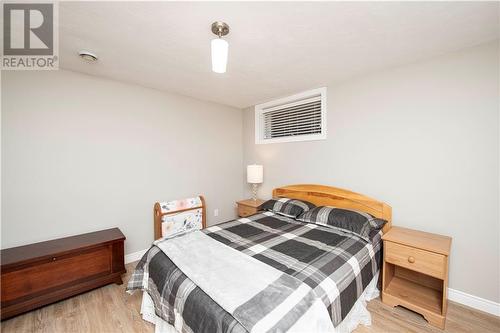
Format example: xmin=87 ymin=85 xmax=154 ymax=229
xmin=127 ymin=212 xmax=382 ymax=332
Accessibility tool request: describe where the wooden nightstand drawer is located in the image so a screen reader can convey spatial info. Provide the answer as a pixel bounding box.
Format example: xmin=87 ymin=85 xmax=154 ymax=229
xmin=385 ymin=241 xmax=446 ymax=279
xmin=238 ymin=205 xmax=256 ymax=217
xmin=236 ymin=199 xmax=265 ymax=218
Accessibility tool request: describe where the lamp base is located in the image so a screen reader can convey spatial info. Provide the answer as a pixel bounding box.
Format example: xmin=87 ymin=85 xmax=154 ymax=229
xmin=251 ymin=183 xmax=259 ymax=201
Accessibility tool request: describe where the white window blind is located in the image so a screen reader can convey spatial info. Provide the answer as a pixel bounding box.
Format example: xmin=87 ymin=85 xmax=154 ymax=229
xmin=255 ymin=87 xmax=327 ymax=144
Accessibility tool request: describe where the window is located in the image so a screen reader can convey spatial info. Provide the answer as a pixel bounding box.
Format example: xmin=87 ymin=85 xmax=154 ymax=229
xmin=255 ymin=87 xmax=327 ymax=144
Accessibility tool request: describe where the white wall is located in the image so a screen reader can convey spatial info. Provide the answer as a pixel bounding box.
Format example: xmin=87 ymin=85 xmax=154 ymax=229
xmin=243 ymin=42 xmax=499 ymax=303
xmin=2 ymin=69 xmax=243 ymax=254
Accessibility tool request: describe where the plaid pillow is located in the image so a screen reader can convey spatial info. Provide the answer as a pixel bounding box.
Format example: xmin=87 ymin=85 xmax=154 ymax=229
xmin=261 ymin=198 xmax=316 ymax=218
xmin=297 ymin=206 xmax=387 ymax=242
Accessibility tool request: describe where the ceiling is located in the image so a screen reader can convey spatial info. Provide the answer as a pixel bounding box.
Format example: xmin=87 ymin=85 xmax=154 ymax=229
xmin=59 ymin=2 xmax=499 ymax=108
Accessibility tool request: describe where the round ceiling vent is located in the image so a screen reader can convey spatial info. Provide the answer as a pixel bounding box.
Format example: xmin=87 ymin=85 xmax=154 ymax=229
xmin=78 ymin=51 xmax=98 ymax=62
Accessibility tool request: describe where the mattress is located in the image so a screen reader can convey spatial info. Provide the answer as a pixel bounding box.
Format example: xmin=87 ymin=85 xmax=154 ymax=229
xmin=127 ymin=211 xmax=383 ymax=332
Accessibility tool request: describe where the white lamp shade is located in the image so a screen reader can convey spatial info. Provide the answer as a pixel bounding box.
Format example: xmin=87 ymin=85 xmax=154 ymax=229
xmin=211 ymin=38 xmax=228 ymax=73
xmin=247 ymin=165 xmax=263 ymax=184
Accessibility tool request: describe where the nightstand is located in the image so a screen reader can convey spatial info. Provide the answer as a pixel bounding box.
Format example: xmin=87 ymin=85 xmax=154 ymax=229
xmin=382 ymin=226 xmax=452 ymax=329
xmin=236 ymin=199 xmax=265 ymax=218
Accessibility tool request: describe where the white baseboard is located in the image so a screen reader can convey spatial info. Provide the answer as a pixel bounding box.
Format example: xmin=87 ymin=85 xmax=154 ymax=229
xmin=124 ymin=248 xmax=500 ymax=317
xmin=448 ymin=288 xmax=500 ymax=317
xmin=125 ymin=248 xmax=148 ymax=264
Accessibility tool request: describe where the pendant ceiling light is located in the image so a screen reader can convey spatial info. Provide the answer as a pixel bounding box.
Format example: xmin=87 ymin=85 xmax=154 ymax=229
xmin=211 ymin=21 xmax=229 ymax=73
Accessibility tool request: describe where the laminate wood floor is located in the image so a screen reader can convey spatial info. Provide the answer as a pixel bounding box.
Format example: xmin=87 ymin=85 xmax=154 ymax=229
xmin=2 ymin=263 xmax=499 ymax=333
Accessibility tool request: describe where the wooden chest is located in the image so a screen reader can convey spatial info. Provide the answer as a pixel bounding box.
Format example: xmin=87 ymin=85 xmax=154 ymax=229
xmin=1 ymin=228 xmax=126 ymax=320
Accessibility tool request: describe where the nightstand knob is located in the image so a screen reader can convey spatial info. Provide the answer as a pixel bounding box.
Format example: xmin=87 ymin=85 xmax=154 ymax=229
xmin=407 ymin=256 xmax=415 ymax=263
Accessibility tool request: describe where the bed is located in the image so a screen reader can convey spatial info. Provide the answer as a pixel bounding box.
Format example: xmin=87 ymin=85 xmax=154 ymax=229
xmin=127 ymin=184 xmax=392 ymax=333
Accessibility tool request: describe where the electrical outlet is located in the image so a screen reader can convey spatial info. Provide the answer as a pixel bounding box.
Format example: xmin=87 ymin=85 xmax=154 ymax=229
xmin=214 ymin=209 xmax=219 ymax=217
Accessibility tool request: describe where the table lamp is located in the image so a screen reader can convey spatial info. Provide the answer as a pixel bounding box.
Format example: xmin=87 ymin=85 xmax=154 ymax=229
xmin=247 ymin=165 xmax=263 ymax=201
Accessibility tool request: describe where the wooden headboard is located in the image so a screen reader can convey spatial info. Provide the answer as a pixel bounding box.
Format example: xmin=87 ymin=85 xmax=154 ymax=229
xmin=273 ymin=184 xmax=392 ymax=233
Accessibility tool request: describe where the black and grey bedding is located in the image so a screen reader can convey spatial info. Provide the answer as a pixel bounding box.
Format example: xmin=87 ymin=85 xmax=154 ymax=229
xmin=127 ymin=211 xmax=383 ymax=333
xmin=260 ymin=198 xmax=315 ymax=218
xmin=297 ymin=206 xmax=387 ymax=242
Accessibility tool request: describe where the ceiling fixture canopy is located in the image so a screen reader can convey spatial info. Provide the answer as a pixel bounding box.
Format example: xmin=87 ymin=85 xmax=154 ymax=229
xmin=211 ymin=21 xmax=229 ymax=73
